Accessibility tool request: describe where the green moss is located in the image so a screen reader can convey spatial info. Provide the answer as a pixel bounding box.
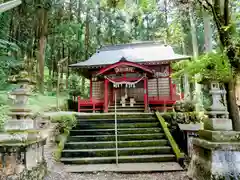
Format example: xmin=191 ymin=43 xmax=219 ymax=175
xmin=54 ymin=128 xmax=69 ymax=161
xmin=6 ymin=129 xmax=40 ymax=134
xmin=156 ymin=112 xmax=184 ymax=161
xmin=0 ymin=138 xmax=45 ymax=146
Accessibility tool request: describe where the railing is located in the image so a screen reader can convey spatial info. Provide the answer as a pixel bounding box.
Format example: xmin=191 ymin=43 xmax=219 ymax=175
xmin=114 ymin=91 xmax=118 ymax=165
xmin=156 ymin=112 xmax=184 ymax=163
xmin=77 ymin=96 xmax=104 ymax=112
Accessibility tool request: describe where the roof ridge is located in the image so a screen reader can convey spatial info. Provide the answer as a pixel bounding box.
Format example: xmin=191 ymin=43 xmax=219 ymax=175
xmin=99 ymin=41 xmax=167 ymax=52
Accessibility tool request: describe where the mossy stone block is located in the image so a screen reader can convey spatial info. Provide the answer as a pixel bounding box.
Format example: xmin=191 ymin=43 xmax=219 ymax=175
xmin=199 ymin=130 xmax=240 ymax=142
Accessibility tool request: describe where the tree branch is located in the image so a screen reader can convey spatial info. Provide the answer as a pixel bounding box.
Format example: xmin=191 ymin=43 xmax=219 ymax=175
xmin=196 ymin=0 xmax=210 ymax=11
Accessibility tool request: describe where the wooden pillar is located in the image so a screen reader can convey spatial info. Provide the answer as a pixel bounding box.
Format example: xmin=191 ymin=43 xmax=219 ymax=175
xmin=104 ymin=78 xmax=109 ymax=113
xmin=144 ymin=77 xmax=148 ymax=112
xmin=169 ymin=65 xmax=173 ymax=100
xmin=78 ymin=96 xmax=81 ymax=112
xmin=90 ymin=78 xmax=93 ymax=100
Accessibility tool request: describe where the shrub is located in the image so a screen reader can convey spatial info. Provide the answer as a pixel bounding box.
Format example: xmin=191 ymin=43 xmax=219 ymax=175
xmin=174 ymin=100 xmax=196 ymax=112
xmin=162 ymin=112 xmax=203 ymax=132
xmin=50 ymin=113 xmax=77 ymax=161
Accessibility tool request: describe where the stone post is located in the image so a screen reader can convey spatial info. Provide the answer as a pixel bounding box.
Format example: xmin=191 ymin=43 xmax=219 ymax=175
xmin=187 ymin=81 xmax=240 ymax=180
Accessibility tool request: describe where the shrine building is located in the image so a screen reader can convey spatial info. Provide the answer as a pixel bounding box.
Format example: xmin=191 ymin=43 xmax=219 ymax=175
xmin=70 ymin=42 xmax=190 ymax=113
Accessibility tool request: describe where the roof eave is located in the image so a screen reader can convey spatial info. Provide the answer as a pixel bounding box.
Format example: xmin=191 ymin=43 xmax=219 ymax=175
xmin=69 ymin=56 xmax=191 ymax=68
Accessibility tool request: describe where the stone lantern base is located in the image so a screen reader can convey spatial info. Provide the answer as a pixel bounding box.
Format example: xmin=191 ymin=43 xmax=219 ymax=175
xmin=187 ymin=130 xmax=240 ymax=180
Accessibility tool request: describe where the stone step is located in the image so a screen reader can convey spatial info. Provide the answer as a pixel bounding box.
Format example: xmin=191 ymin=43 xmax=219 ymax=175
xmin=61 ymin=146 xmax=172 ymax=158
xmin=61 ymin=154 xmax=176 ymax=164
xmin=67 ymin=133 xmax=165 ymax=142
xmin=64 ymin=139 xmax=169 ymax=149
xmin=72 ymin=122 xmax=160 ymax=130
xmin=64 ymin=162 xmax=183 ymax=173
xmin=108 ymin=108 xmax=145 ymax=112
xmin=75 ymin=113 xmax=154 ymax=120
xmin=70 ymin=127 xmax=162 ymax=136
xmin=109 ymin=105 xmax=145 ymax=108
xmin=75 ymin=117 xmax=157 ymax=124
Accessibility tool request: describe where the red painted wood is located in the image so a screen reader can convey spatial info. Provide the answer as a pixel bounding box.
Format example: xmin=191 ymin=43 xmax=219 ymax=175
xmin=78 ymin=96 xmax=81 ymax=112
xmin=77 ymin=97 xmax=104 ymax=112
xmin=169 ymin=65 xmax=173 ymax=100
xmin=104 ymin=79 xmax=109 ymax=112
xmin=96 ymin=60 xmax=153 ymax=76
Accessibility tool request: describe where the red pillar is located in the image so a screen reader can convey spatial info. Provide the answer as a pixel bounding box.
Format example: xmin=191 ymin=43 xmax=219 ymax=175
xmin=144 ymin=77 xmax=148 ymax=112
xmin=90 ymin=78 xmax=93 ymax=100
xmin=104 ymin=79 xmax=109 ymax=113
xmin=169 ymin=66 xmax=173 ymax=100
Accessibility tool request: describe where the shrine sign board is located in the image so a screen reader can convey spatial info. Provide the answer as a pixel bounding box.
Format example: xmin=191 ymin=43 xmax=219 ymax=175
xmin=115 ymin=66 xmax=135 ymax=73
xmin=154 ymin=66 xmax=169 ymax=77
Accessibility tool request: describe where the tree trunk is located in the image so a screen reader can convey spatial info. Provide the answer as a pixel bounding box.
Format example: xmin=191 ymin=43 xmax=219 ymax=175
xmin=97 ymin=0 xmax=101 ymax=48
xmin=38 ymin=7 xmax=48 ymax=93
xmin=203 ymin=10 xmax=212 ymax=52
xmin=225 ymin=76 xmax=240 ymax=131
xmin=164 ymin=0 xmax=169 ymax=43
xmin=82 ymin=6 xmax=90 ymax=95
xmin=189 ymin=5 xmax=202 ymax=111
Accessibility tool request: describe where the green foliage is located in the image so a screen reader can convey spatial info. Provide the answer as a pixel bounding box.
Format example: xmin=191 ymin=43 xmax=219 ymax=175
xmin=54 ymin=128 xmax=69 ymax=161
xmin=0 ymin=55 xmax=22 ymax=89
xmin=68 ymin=74 xmax=81 ymax=97
xmin=0 ymin=105 xmax=8 ymax=132
xmin=162 ymin=112 xmax=203 ymax=129
xmin=50 ymin=113 xmax=77 ymax=161
xmin=50 ymin=114 xmax=77 ymax=131
xmin=174 ymin=99 xmax=196 ymax=112
xmin=172 ymin=52 xmax=231 ymax=83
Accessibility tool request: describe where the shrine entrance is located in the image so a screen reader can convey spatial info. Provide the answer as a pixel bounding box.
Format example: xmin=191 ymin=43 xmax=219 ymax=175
xmin=95 ymin=58 xmax=154 ymax=112
xmin=107 ymin=75 xmax=145 ymax=108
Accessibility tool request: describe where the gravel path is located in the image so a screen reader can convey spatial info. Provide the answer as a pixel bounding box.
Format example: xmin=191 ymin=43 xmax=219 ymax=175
xmin=44 ymin=143 xmax=189 ymax=180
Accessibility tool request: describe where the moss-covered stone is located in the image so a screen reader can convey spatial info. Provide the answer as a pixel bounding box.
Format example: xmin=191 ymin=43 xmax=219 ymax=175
xmin=156 ymin=112 xmax=184 ymax=162
xmin=199 ymin=130 xmax=240 ymax=142
xmin=4 ymin=160 xmax=48 ymax=180
xmin=192 ymin=137 xmax=240 ymax=151
xmin=76 ymin=113 xmax=154 ymax=120
xmin=0 ymin=138 xmax=46 ymax=153
xmin=188 ymin=137 xmax=240 ymax=180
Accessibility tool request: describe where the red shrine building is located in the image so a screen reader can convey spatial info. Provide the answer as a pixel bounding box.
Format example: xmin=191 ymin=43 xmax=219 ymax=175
xmin=70 ymin=42 xmax=190 ymax=113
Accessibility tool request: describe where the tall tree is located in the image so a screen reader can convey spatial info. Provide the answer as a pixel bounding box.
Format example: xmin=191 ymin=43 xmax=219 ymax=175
xmin=36 ymin=1 xmax=50 ymax=93
xmin=197 ymin=0 xmax=240 ymax=130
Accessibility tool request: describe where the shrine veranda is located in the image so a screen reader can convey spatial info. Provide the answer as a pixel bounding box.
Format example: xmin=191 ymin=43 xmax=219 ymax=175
xmin=70 ymin=42 xmax=190 ymax=113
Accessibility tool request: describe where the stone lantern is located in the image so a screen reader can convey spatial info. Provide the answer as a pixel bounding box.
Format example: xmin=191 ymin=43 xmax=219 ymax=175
xmin=205 ymin=81 xmax=231 ymax=131
xmin=0 ymin=71 xmax=47 ymax=179
xmin=5 ymin=71 xmax=35 ymax=131
xmin=188 ymin=81 xmax=240 ymax=180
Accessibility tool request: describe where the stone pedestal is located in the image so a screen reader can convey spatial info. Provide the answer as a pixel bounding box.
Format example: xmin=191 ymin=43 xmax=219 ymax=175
xmin=187 ymin=134 xmax=240 ymax=180
xmin=187 ymin=82 xmax=240 ymax=179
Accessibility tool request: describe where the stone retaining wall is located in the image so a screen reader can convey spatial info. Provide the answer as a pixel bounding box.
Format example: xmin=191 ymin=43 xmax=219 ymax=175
xmin=1 ymin=160 xmax=47 ymax=180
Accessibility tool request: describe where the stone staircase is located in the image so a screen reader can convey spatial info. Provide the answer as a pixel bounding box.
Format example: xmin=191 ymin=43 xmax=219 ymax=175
xmin=60 ymin=114 xmax=183 ymax=172
xmin=108 ymin=102 xmax=145 ymax=113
